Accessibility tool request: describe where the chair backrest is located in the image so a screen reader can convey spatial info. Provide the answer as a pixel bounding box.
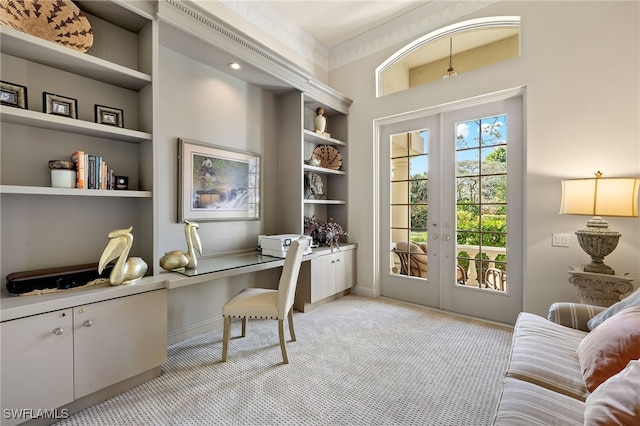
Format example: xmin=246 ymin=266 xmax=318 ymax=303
xmin=277 ymin=237 xmax=307 ymax=319
xmin=456 ymin=264 xmax=468 ymax=284
xmin=393 ymin=242 xmax=427 ymax=277
xmin=485 ymin=267 xmax=506 ymax=291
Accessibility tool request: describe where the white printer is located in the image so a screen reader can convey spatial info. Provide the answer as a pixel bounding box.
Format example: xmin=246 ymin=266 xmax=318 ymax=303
xmin=259 ymin=234 xmax=313 ymax=258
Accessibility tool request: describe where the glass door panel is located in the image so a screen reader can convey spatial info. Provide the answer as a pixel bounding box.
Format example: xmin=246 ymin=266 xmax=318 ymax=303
xmin=455 ymin=115 xmax=508 ymax=291
xmin=390 ymin=131 xmax=429 ymax=280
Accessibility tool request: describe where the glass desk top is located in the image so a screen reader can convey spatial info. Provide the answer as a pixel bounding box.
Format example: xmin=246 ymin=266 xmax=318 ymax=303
xmin=175 ymin=252 xmax=282 ymax=277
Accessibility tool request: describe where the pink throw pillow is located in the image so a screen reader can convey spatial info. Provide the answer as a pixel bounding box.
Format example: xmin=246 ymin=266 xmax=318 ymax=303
xmin=577 ymin=306 xmax=640 ymax=392
xmin=584 ymin=360 xmax=640 ymax=425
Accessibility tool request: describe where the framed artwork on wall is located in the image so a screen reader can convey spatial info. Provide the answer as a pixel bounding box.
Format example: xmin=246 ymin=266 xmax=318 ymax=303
xmin=178 ymin=138 xmax=261 ymax=222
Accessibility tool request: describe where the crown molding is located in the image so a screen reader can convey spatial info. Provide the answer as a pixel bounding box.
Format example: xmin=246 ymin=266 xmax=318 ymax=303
xmin=218 ymin=0 xmax=329 ymax=72
xmin=213 ymin=1 xmax=498 ymax=73
xmin=158 ymin=0 xmax=352 ymax=113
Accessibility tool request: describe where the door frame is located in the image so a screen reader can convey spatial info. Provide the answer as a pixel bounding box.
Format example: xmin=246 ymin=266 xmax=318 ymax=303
xmin=373 ymin=87 xmax=526 ymax=323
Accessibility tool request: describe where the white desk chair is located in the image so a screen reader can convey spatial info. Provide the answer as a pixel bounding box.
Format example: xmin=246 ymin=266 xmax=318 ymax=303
xmin=221 ymin=237 xmax=307 ymax=364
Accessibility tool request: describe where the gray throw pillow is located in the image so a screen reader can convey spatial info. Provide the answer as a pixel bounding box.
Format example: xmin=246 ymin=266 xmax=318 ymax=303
xmin=587 ymin=287 xmax=640 ymax=330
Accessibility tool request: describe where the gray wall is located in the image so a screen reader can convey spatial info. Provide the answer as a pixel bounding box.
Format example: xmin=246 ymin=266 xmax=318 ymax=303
xmin=156 ymin=45 xmax=282 ymax=342
xmin=328 ymin=1 xmax=640 ymax=317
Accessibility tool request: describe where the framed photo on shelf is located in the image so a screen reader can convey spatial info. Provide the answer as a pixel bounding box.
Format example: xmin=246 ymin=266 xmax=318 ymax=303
xmin=178 ymin=138 xmax=261 ymax=222
xmin=0 ymin=81 xmax=28 ymax=109
xmin=43 ymin=92 xmax=77 ymax=118
xmin=94 ymin=104 xmax=124 ymax=127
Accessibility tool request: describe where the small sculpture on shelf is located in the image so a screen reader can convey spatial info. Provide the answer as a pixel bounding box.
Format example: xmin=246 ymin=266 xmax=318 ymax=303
xmin=159 ymin=220 xmax=202 ymax=271
xmin=304 ymin=172 xmax=326 ymax=200
xmin=314 ymin=107 xmax=329 ymax=136
xmin=98 ymin=226 xmax=148 ymax=286
xmin=304 ymin=157 xmax=322 ymax=167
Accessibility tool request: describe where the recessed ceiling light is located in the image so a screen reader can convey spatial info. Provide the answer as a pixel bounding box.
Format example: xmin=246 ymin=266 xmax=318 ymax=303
xmin=228 ymin=62 xmax=242 ymax=71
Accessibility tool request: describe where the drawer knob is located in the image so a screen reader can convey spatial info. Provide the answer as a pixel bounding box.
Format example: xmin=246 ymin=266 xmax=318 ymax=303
xmin=84 ymin=320 xmax=94 ymax=328
xmin=53 ymin=327 xmax=64 ymax=335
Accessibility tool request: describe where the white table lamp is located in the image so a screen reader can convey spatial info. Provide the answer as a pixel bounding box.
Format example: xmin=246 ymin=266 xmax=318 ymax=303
xmin=560 ymin=172 xmax=640 ymax=275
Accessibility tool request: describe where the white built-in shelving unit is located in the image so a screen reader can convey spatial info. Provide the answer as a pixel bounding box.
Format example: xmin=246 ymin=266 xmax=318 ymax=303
xmin=278 ymin=92 xmax=349 ymax=234
xmin=0 ymin=1 xmax=155 ymax=278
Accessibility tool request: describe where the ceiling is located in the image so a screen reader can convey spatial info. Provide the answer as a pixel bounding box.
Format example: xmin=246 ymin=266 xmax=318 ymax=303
xmin=263 ymin=1 xmax=432 ymax=49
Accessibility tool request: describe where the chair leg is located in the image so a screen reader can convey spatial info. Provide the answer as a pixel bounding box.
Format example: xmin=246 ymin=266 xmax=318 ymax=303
xmin=222 ymin=317 xmax=231 ymax=362
xmin=288 ymin=309 xmax=296 ymax=342
xmin=278 ymin=319 xmax=289 ymax=364
xmin=241 ymin=318 xmax=247 ymax=337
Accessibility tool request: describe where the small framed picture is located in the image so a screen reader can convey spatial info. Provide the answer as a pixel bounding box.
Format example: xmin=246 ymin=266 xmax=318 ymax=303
xmin=0 ymin=81 xmax=28 ymax=109
xmin=43 ymin=92 xmax=78 ymax=118
xmin=94 ymin=104 xmax=124 ymax=128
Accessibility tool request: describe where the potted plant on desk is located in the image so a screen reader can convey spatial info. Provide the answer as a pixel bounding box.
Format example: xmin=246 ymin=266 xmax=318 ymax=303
xmin=304 ymin=216 xmax=347 ymax=250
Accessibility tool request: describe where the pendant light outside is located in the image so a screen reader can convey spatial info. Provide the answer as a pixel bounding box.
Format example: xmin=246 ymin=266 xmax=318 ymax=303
xmin=443 ymin=37 xmax=458 ymax=78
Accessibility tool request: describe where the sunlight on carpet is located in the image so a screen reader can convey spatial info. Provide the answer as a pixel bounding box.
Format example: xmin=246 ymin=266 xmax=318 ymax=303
xmin=54 ymin=295 xmax=513 ymax=426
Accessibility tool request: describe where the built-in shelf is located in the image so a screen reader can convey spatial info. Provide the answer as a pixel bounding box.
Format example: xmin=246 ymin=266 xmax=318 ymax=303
xmin=0 ymin=185 xmax=152 ymax=198
xmin=303 ymin=165 xmax=346 ymax=175
xmin=303 ymin=199 xmax=346 ymax=205
xmin=0 ymin=26 xmax=151 ymax=91
xmin=0 ymin=107 xmax=152 ymax=144
xmin=303 ymin=129 xmax=346 ymax=147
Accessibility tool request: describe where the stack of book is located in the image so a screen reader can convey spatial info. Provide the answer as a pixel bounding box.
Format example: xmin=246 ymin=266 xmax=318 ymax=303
xmin=71 ymin=151 xmax=116 ymax=190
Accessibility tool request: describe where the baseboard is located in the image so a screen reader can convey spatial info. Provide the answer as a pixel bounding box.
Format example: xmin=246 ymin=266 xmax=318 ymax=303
xmin=294 ymin=289 xmax=352 ymax=313
xmin=351 ymin=285 xmax=379 ymax=298
xmin=167 ymin=315 xmax=224 ymax=345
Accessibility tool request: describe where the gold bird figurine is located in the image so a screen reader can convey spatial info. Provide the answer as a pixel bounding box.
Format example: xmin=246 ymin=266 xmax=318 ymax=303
xmin=159 ymin=221 xmax=202 ymax=271
xmin=98 ymin=226 xmax=148 ymax=285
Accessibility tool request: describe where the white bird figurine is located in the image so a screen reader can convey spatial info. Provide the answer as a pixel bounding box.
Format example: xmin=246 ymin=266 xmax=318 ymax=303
xmin=159 ymin=221 xmax=202 ymax=271
xmin=98 ymin=226 xmax=148 ymax=286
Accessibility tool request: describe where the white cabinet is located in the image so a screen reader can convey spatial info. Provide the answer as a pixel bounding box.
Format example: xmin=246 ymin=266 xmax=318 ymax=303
xmin=1 ymin=309 xmax=74 ymax=426
xmin=0 ymin=289 xmax=166 ymax=425
xmin=294 ymin=246 xmax=356 ymax=312
xmin=0 ymin=0 xmax=155 ymax=282
xmin=73 ymin=290 xmax=167 ymax=398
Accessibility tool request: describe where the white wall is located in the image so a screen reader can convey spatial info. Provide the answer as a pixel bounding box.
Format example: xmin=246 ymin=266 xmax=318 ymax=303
xmin=328 ymin=1 xmax=640 ymax=318
xmin=156 ymin=46 xmax=282 ymax=342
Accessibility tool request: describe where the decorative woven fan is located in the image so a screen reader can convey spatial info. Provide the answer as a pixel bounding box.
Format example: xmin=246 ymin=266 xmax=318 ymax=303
xmin=312 ymin=145 xmax=342 ymax=170
xmin=0 ymin=0 xmax=93 ymax=53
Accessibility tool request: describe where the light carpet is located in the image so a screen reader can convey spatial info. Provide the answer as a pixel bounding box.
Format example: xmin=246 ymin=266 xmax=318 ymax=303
xmin=54 ymin=295 xmax=513 ymax=426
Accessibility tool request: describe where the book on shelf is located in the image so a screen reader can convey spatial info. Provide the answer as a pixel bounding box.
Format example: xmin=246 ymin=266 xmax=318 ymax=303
xmin=71 ymin=151 xmax=86 ymax=189
xmin=88 ymin=155 xmax=97 ymax=189
xmin=71 ymin=151 xmax=117 ymax=190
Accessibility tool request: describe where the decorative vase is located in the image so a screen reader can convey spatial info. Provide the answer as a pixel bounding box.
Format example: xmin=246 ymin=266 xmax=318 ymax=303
xmin=51 ymin=169 xmax=76 ymax=188
xmin=314 ymin=107 xmax=326 ymax=133
xmin=311 ymin=230 xmax=326 ymax=247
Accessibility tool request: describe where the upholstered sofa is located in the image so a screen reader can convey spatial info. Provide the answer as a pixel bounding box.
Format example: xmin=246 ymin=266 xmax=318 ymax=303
xmin=492 ymin=287 xmax=640 ymax=425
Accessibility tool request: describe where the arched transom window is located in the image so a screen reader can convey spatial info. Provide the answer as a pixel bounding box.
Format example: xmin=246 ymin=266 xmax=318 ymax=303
xmin=376 ymin=16 xmax=521 ymax=97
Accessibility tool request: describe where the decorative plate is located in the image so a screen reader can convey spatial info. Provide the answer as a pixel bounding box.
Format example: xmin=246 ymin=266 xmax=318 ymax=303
xmin=0 ymin=0 xmax=93 ymax=53
xmin=312 ymin=145 xmax=342 ymax=170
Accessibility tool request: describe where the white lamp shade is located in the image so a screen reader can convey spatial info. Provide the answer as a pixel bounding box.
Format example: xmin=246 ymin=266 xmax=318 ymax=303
xmin=560 ymin=177 xmax=640 ymax=217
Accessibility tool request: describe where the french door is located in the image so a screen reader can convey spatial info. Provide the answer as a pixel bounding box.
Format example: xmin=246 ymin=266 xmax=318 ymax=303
xmin=378 ymin=91 xmax=523 ymax=324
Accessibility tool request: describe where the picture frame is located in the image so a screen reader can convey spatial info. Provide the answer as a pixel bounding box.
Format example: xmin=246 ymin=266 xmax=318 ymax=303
xmin=0 ymin=81 xmax=28 ymax=109
xmin=43 ymin=92 xmax=77 ymax=118
xmin=94 ymin=104 xmax=124 ymax=128
xmin=178 ymin=138 xmax=261 ymax=222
